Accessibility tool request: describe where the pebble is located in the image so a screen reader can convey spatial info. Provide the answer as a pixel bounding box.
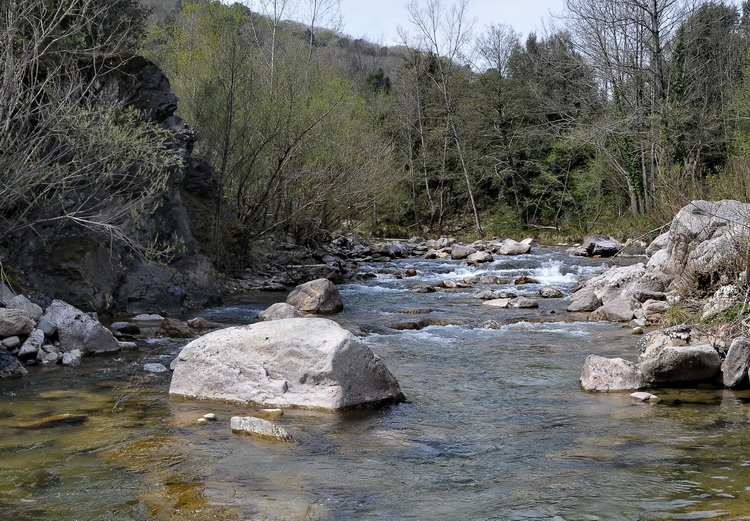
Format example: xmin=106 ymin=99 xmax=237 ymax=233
xmin=256 ymin=408 xmax=284 ymax=419
xmin=196 ymin=417 xmax=209 ymax=425
xmin=204 ymin=413 xmax=217 ymax=421
xmin=631 ymin=327 xmax=645 ymax=335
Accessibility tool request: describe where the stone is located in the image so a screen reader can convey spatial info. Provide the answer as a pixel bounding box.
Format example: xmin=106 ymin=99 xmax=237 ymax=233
xmin=258 ymin=302 xmax=303 ymax=321
xmin=567 ymin=289 xmax=601 ymax=312
xmin=285 ymin=278 xmax=343 ymax=314
xmin=639 ymin=344 xmax=722 ymax=385
xmin=187 ymin=317 xmax=212 ymax=329
xmin=514 ymin=276 xmax=540 ymax=285
xmin=721 ymin=336 xmax=750 ymax=389
xmin=61 ymin=350 xmax=82 ymax=366
xmin=18 ymin=329 xmax=44 ymax=360
xmin=230 ymin=416 xmax=293 ymax=442
xmin=495 ymin=239 xmax=531 ymax=256
xmin=510 ymin=297 xmax=539 ymax=308
xmin=132 ymin=314 xmax=165 ymax=328
xmin=2 ymin=336 xmax=20 ymax=349
xmin=631 ymin=327 xmax=645 ymax=335
xmin=203 ymin=413 xmax=217 ymax=421
xmin=143 ymin=363 xmax=169 ymax=373
xmin=580 ymin=354 xmax=644 ymax=391
xmin=41 ymin=300 xmax=119 ymax=355
xmin=580 ymin=234 xmax=622 ymax=257
xmin=658 ymin=200 xmax=750 ymax=284
xmin=701 ymin=285 xmax=742 ymax=321
xmin=482 ymin=299 xmax=511 ymax=309
xmin=645 ymin=232 xmax=669 ymax=256
xmin=589 ymin=296 xmax=637 ymax=322
xmin=630 ymin=391 xmax=660 ymax=402
xmin=256 ymin=408 xmax=284 ymax=419
xmin=169 ymin=318 xmax=404 ymax=410
xmin=0 ymin=350 xmax=28 ymax=377
xmin=636 ymin=325 xmax=711 ymax=362
xmin=158 ymin=318 xmax=194 ymax=338
xmin=37 ymin=318 xmax=57 ymax=337
xmin=539 ymin=286 xmax=563 ymax=298
xmin=7 ymin=295 xmax=43 ymax=322
xmin=450 ymin=244 xmax=477 ymax=260
xmin=0 ymin=308 xmax=34 ymax=337
xmin=642 ymin=299 xmax=671 ymax=320
xmin=467 ymin=251 xmax=494 ymax=264
xmin=110 ymin=322 xmax=141 ymax=335
xmin=478 ymin=275 xmax=510 ymax=285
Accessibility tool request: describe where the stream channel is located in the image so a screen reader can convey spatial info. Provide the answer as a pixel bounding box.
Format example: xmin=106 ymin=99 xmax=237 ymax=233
xmin=2 ymin=246 xmax=750 ymax=520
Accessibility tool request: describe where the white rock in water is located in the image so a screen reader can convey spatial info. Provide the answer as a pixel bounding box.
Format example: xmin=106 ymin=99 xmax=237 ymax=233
xmin=143 ymin=363 xmax=169 ymax=373
xmin=203 ymin=413 xmax=217 ymax=421
xmin=169 ymin=318 xmax=404 ymax=410
xmin=630 ymin=392 xmax=660 ymax=402
xmin=132 ymin=313 xmax=165 ymax=328
xmin=231 ymin=416 xmax=293 ymax=441
xmin=256 ymin=408 xmax=284 ymax=419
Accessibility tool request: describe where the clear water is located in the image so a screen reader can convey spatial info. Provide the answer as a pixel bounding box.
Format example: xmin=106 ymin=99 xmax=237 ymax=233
xmin=2 ymin=247 xmax=750 ymax=521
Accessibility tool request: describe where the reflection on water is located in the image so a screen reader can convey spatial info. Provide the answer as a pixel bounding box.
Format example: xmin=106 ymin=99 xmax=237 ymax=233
xmin=2 ymin=247 xmax=750 ymax=520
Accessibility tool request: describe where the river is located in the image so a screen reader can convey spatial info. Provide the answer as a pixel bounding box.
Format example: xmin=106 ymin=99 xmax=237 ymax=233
xmin=1 ymin=246 xmax=750 ymax=520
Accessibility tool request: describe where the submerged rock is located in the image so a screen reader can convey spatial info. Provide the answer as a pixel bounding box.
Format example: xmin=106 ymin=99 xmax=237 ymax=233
xmin=169 ymin=318 xmax=404 ymax=410
xmin=230 ymin=416 xmax=293 ymax=442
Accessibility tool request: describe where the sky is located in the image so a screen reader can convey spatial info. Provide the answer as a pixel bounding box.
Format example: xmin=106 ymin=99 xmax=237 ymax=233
xmin=338 ymin=0 xmax=566 ymax=46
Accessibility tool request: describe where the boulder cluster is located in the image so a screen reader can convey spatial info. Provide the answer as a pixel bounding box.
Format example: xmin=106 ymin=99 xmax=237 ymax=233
xmin=578 ymin=200 xmax=750 ymax=392
xmin=0 ymin=292 xmax=121 ymax=377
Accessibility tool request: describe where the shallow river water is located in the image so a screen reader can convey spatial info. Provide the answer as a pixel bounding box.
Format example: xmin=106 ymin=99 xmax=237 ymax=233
xmin=2 ymin=246 xmax=750 ymax=521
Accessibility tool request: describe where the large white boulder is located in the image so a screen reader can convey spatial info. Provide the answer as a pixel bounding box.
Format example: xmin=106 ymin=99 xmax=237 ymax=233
xmin=169 ymin=318 xmax=404 ymax=410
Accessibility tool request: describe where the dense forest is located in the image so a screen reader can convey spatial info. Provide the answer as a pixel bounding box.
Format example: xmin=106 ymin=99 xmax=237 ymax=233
xmin=5 ymin=0 xmax=750 ymax=274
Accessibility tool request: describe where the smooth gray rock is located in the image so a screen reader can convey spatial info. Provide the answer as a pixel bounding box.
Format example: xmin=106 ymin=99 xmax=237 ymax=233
xmin=230 ymin=416 xmax=293 ymax=441
xmin=467 ymin=251 xmax=494 ymax=264
xmin=645 ymin=232 xmax=669 ymax=256
xmin=722 ymin=337 xmax=750 ymax=388
xmin=482 ymin=298 xmax=511 ymax=309
xmin=580 ymin=354 xmax=644 ymax=391
xmin=581 ymin=234 xmax=623 ymax=257
xmin=258 ymin=302 xmax=303 ymax=321
xmin=169 ymin=318 xmax=404 ymax=410
xmin=589 ymin=296 xmax=638 ymax=322
xmin=450 ymin=245 xmax=477 ymax=260
xmin=132 ymin=314 xmax=164 ymax=328
xmin=495 ymin=239 xmax=531 ymax=256
xmin=0 ymin=309 xmax=34 ymax=338
xmin=18 ymin=329 xmax=44 ymax=360
xmin=110 ymin=322 xmax=141 ymax=335
xmin=7 ymin=295 xmax=43 ymax=322
xmin=567 ymin=289 xmax=601 ymax=312
xmin=539 ymin=286 xmax=563 ymax=298
xmin=640 ymin=345 xmax=722 ymax=385
xmin=37 ymin=318 xmax=57 ymax=337
xmin=510 ymin=297 xmax=539 ymax=309
xmin=2 ymin=336 xmax=20 ymax=349
xmin=285 ymin=278 xmax=343 ymax=314
xmin=41 ymin=300 xmax=119 ymax=355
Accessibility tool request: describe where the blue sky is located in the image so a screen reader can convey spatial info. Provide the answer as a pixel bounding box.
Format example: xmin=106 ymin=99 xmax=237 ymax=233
xmin=338 ymin=0 xmax=565 ymax=45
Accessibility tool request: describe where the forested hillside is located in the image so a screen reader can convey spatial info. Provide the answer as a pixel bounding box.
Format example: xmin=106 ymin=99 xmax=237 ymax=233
xmin=141 ymin=0 xmax=750 ymax=250
xmin=4 ymin=0 xmax=750 ymax=291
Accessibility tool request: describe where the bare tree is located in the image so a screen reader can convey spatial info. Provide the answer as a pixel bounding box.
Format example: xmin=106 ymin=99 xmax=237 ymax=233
xmin=404 ymin=0 xmax=483 ymax=233
xmin=0 ymin=0 xmax=177 ymax=258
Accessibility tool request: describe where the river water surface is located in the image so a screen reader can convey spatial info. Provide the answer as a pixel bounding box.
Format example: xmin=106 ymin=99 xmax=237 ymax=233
xmin=2 ymin=246 xmax=750 ymax=520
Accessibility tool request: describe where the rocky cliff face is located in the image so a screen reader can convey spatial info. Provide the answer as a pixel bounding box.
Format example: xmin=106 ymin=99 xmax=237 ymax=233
xmin=7 ymin=55 xmax=221 ymax=314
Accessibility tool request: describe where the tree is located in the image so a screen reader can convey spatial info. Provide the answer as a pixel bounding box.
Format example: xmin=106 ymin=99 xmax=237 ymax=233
xmin=403 ymin=0 xmax=483 ymax=233
xmin=0 ymin=0 xmax=178 ymax=257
